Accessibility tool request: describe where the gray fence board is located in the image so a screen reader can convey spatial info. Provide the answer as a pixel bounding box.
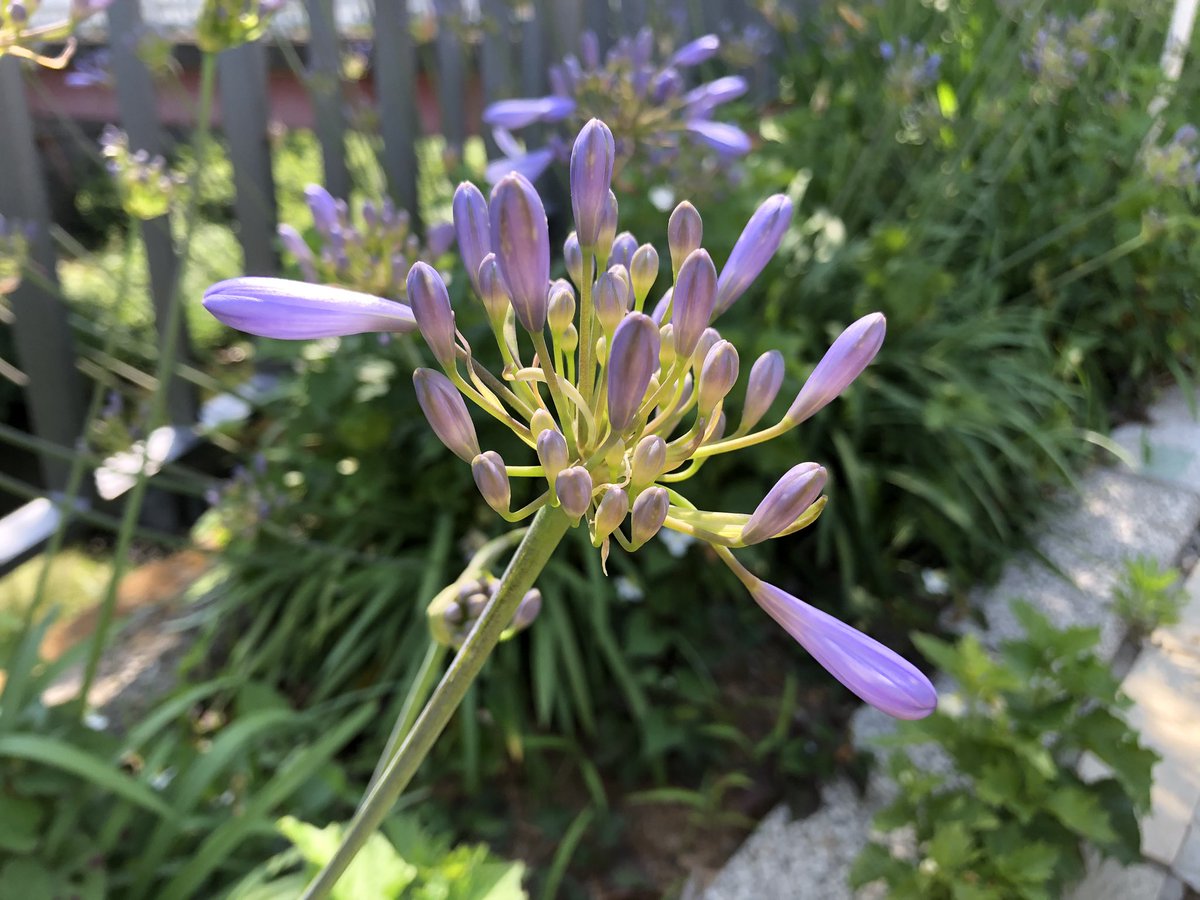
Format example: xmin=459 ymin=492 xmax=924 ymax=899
xmin=218 ymin=41 xmax=279 ymax=276
xmin=519 ymin=2 xmax=545 ymax=96
xmin=373 ymin=0 xmax=420 ymax=219
xmin=304 ymin=0 xmax=351 ymax=199
xmin=479 ymin=0 xmax=513 ymax=155
xmin=0 ymin=59 xmax=86 ymax=492
xmin=435 ymin=0 xmax=467 ymax=158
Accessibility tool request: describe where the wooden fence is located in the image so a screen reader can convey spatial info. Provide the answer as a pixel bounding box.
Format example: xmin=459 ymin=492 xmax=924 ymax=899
xmin=0 ymin=0 xmax=767 ymax=569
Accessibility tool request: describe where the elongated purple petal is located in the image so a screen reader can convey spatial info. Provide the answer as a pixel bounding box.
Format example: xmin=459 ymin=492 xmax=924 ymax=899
xmin=607 ymin=312 xmax=660 ymax=432
xmin=671 ymin=248 xmax=718 ymax=359
xmin=203 ymin=277 xmax=416 ymax=339
xmin=671 ymin=34 xmax=720 ymax=68
xmin=413 ymin=368 xmax=480 ymax=463
xmin=686 ymin=121 xmax=752 ymax=156
xmin=483 ymin=96 xmax=577 ymax=129
xmin=685 ymin=75 xmax=749 ymax=110
xmin=786 ymin=313 xmax=886 ymax=424
xmin=714 ymin=194 xmax=793 ymax=316
xmin=749 ymin=580 xmax=937 ymax=719
xmin=452 ymin=182 xmax=490 ymax=291
xmin=741 ymin=462 xmax=826 ymax=545
xmin=304 ymin=184 xmax=339 ymax=235
xmin=485 ymin=147 xmax=557 ymax=185
xmin=571 ymin=118 xmax=616 ymax=247
xmin=490 ymin=173 xmax=551 ymax=333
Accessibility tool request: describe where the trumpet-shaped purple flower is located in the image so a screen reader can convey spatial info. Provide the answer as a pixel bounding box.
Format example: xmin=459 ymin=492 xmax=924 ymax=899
xmin=203 ymin=277 xmax=416 ymax=339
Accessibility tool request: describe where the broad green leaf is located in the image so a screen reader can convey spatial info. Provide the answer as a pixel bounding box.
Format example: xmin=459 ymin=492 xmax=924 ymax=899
xmin=928 ymin=821 xmax=975 ymax=870
xmin=1045 ymin=785 xmax=1117 ymax=843
xmin=277 ymin=816 xmax=418 ymax=900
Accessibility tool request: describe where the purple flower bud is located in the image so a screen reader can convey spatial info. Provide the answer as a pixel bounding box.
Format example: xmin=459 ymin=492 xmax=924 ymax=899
xmin=698 ymin=340 xmax=740 ymax=415
xmin=651 ymin=68 xmax=683 ymax=102
xmin=658 ymin=323 xmax=676 ymax=368
xmin=485 ymin=147 xmax=556 ymax=185
xmin=304 ymin=184 xmax=339 ymax=235
xmin=548 ymin=281 xmax=576 ymax=335
xmin=651 ymin=289 xmax=673 ymax=326
xmin=684 ymin=75 xmax=749 ymax=111
xmin=691 ymin=326 xmax=721 ymax=373
xmin=787 ymin=313 xmax=886 ymax=424
xmin=740 ymin=350 xmax=785 ymax=432
xmin=667 ymin=202 xmax=703 ymax=278
xmin=596 ymin=267 xmax=631 ymax=334
xmin=490 ymin=173 xmax=550 ymax=333
xmin=671 ymin=34 xmax=720 ymax=68
xmin=453 ymin=182 xmax=490 ymax=292
xmin=277 ymin=224 xmax=312 ymax=263
xmin=671 ymin=248 xmax=718 ymax=359
xmin=483 ymin=96 xmax=578 ymax=129
xmin=413 ymin=368 xmax=480 ymax=463
xmin=630 ymin=434 xmax=666 ymax=486
xmin=537 ymin=429 xmax=569 ymax=485
xmin=686 ymin=121 xmax=752 ymax=156
xmin=203 ymin=277 xmax=416 ymax=339
xmin=476 ymin=253 xmax=511 ymax=321
xmin=427 ymin=222 xmax=455 ymax=258
xmin=748 ymin=580 xmax=937 ymax=719
xmin=741 ymin=462 xmax=826 ymax=545
xmin=630 ymin=244 xmax=659 ymax=304
xmin=630 ymin=486 xmax=669 ymax=548
xmin=406 ymin=262 xmax=457 ymax=368
xmin=571 ymin=119 xmax=616 ymax=247
xmin=593 ymin=486 xmax=629 ymax=540
xmin=510 ymin=588 xmax=542 ymax=631
xmin=596 ymin=191 xmax=619 ymax=263
xmin=715 ymin=194 xmax=793 ymax=315
xmin=607 ymin=312 xmax=660 ymax=432
xmin=472 ymin=450 xmax=511 ymax=514
xmin=580 ymin=31 xmax=600 ymax=69
xmin=564 ymin=232 xmax=585 ymax=287
xmin=610 ymin=231 xmax=638 ymax=273
xmin=556 ymin=466 xmax=593 ymax=521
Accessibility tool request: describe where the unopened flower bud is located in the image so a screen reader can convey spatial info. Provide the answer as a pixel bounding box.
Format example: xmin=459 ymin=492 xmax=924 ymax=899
xmin=596 ymin=268 xmax=630 ymax=334
xmin=651 ymin=287 xmax=673 ymax=326
xmin=548 ymin=280 xmax=576 ymax=335
xmin=706 ymin=411 xmax=727 ymax=444
xmin=715 ymin=194 xmax=793 ymax=316
xmin=671 ymin=34 xmax=720 ymax=68
xmin=472 ymin=450 xmax=511 ymax=514
xmin=529 ymin=408 xmax=557 ymax=437
xmin=630 ymin=244 xmax=659 ymax=306
xmin=537 ymin=429 xmax=569 ymax=484
xmin=491 ymin=173 xmax=550 ymax=333
xmin=667 ymin=201 xmax=702 ymax=278
xmin=413 ymin=368 xmax=479 ymax=462
xmin=787 ymin=313 xmax=886 ymax=424
xmin=556 ymin=466 xmax=593 ymax=521
xmin=560 ymin=324 xmax=579 ymax=353
xmin=741 ymin=350 xmax=785 ymax=432
xmin=671 ymin=248 xmax=718 ymax=359
xmin=658 ymin=324 xmax=677 ymax=369
xmin=691 ymin=327 xmax=721 ymax=373
xmin=571 ymin=118 xmax=616 ymax=247
xmin=453 ymin=182 xmax=491 ymax=293
xmin=476 ymin=253 xmax=511 ymax=322
xmin=611 ymin=232 xmax=638 ymax=272
xmin=741 ymin=462 xmax=826 ymax=545
xmin=407 ymin=261 xmax=457 ymax=368
xmin=203 ymin=277 xmax=416 ymax=339
xmin=630 ymin=435 xmax=667 ymax=487
xmin=698 ymin=340 xmax=739 ymax=416
xmin=607 ymin=312 xmax=660 ymax=432
xmin=564 ymin=232 xmax=585 ymax=288
xmin=510 ymin=588 xmax=543 ymax=631
xmin=305 ymin=184 xmax=339 ymax=235
xmin=593 ymin=486 xmax=629 ymax=542
xmin=630 ymin=486 xmax=669 ymax=548
xmin=596 ymin=191 xmax=618 ymax=265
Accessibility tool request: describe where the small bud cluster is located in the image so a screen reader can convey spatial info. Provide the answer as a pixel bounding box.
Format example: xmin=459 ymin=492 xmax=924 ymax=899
xmin=0 ymin=214 xmax=33 ymax=296
xmin=202 ymin=116 xmax=937 ymax=720
xmin=278 ymin=185 xmax=455 ymax=300
xmin=1144 ymin=124 xmax=1200 ymax=191
xmin=1022 ymin=11 xmax=1114 ymax=100
xmin=1 ymin=0 xmax=111 ymax=69
xmin=482 ymin=29 xmax=751 ymax=190
xmin=195 ymin=0 xmax=284 ymax=53
xmin=427 ymin=575 xmax=542 ymax=649
xmin=100 ymin=126 xmax=187 ymax=221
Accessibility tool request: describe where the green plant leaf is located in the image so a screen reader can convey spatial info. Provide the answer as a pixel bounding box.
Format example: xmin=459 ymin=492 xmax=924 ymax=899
xmin=1045 ymin=785 xmax=1117 ymax=843
xmin=277 ymin=815 xmax=418 ymax=900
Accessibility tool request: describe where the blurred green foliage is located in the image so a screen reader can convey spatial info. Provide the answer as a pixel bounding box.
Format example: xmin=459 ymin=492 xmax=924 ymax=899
xmin=1112 ymin=554 xmax=1187 ymax=636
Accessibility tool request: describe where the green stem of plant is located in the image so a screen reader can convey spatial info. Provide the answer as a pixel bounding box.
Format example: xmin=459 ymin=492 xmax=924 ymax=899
xmin=26 ymin=215 xmax=140 ymax=628
xmin=75 ymin=52 xmax=218 ymax=716
xmin=300 ymin=505 xmax=572 ymax=900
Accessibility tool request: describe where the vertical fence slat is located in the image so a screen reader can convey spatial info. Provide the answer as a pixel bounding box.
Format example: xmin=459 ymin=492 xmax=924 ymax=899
xmin=621 ymin=0 xmax=648 ymax=33
xmin=304 ymin=0 xmax=351 ymax=199
xmin=218 ymin=42 xmax=278 ymax=276
xmin=584 ymin=0 xmax=612 ymax=53
xmin=0 ymin=59 xmax=85 ymax=492
xmin=544 ymin=0 xmax=583 ymax=68
xmin=479 ymin=0 xmax=513 ymax=155
xmin=435 ymin=0 xmax=467 ymax=159
xmin=519 ymin=2 xmax=545 ymax=96
xmin=107 ymin=0 xmax=197 ymax=426
xmin=373 ymin=0 xmax=420 ymax=219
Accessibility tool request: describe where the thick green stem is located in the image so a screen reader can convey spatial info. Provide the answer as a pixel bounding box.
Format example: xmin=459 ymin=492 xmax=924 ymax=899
xmin=300 ymin=506 xmax=572 ymax=900
xmin=75 ymin=52 xmax=218 ymax=715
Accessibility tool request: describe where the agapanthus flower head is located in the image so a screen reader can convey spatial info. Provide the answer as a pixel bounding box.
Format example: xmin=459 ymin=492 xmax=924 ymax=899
xmin=202 ymin=118 xmax=933 ymax=720
xmin=427 ymin=574 xmax=542 ymax=649
xmin=196 ymin=0 xmax=283 ymax=53
xmin=483 ymin=28 xmax=751 ymax=194
xmin=100 ymin=126 xmax=187 ymax=221
xmin=277 ymin=184 xmax=453 ymax=299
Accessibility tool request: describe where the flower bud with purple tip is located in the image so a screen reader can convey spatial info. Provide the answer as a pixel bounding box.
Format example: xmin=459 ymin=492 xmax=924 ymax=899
xmin=564 ymin=232 xmax=585 ymax=287
xmin=476 ymin=253 xmax=511 ymax=322
xmin=786 ymin=313 xmax=886 ymax=424
xmin=740 ymin=462 xmax=826 ymax=545
xmin=667 ymin=202 xmax=703 ymax=278
xmin=548 ymin=281 xmax=576 ymax=336
xmin=510 ymin=588 xmax=543 ymax=632
xmin=203 ymin=277 xmax=416 ymax=339
xmin=715 ymin=194 xmax=793 ymax=316
xmin=472 ymin=451 xmax=511 ymax=515
xmin=686 ymin=122 xmax=752 ymax=156
xmin=571 ymin=118 xmax=616 ymax=248
xmin=748 ymin=580 xmax=937 ymax=719
xmin=630 ymin=434 xmax=666 ymax=487
xmin=740 ymin=350 xmax=785 ymax=433
xmin=413 ymin=368 xmax=480 ymax=463
xmin=607 ymin=312 xmax=660 ymax=432
xmin=484 ymin=96 xmax=577 ymax=129
xmin=595 ymin=267 xmax=631 ymax=334
xmin=304 ymin=184 xmax=339 ymax=236
xmin=491 ymin=173 xmax=551 ymax=333
xmin=453 ymin=182 xmax=491 ymax=293
xmin=593 ymin=486 xmax=629 ymax=543
xmin=611 ymin=232 xmax=638 ymax=272
xmin=556 ymin=466 xmax=593 ymax=522
xmin=537 ymin=429 xmax=569 ymax=485
xmin=630 ymin=244 xmax=659 ymax=306
xmin=407 ymin=262 xmax=457 ymax=368
xmin=698 ymin=340 xmax=739 ymax=416
xmin=596 ymin=191 xmax=619 ymax=263
xmin=671 ymin=248 xmax=718 ymax=359
xmin=630 ymin=486 xmax=669 ymax=548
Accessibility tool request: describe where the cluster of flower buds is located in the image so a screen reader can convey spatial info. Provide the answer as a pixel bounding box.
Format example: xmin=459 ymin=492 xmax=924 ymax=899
xmin=195 ymin=0 xmax=284 ymax=53
xmin=100 ymin=126 xmax=187 ymax=221
xmin=1022 ymin=11 xmax=1114 ymax=99
xmin=0 ymin=214 xmax=33 ymax=296
xmin=277 ymin=185 xmax=455 ymax=300
xmin=427 ymin=575 xmax=542 ymax=650
xmin=482 ymin=29 xmax=751 ymax=188
xmin=202 ymin=117 xmax=936 ymax=720
xmin=1144 ymin=124 xmax=1200 ymax=190
xmin=0 ymin=0 xmax=111 ymax=68
xmin=880 ymin=38 xmax=941 ymax=105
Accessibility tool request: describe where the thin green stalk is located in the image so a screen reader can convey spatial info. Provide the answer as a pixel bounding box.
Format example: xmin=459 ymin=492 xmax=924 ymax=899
xmin=300 ymin=505 xmax=572 ymax=900
xmin=363 ymin=641 xmax=445 ymax=800
xmin=75 ymin=52 xmax=219 ymax=716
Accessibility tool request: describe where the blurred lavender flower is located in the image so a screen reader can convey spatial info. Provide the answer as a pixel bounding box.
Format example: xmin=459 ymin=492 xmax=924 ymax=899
xmin=203 ymin=117 xmax=934 ymax=720
xmin=1022 ymin=11 xmax=1114 ymax=100
xmin=880 ymin=37 xmax=941 ymax=106
xmin=65 ymin=49 xmax=112 ymax=87
xmin=1144 ymin=124 xmax=1200 ymax=190
xmin=483 ymin=28 xmax=751 ymax=194
xmin=99 ymin=126 xmax=187 ymax=220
